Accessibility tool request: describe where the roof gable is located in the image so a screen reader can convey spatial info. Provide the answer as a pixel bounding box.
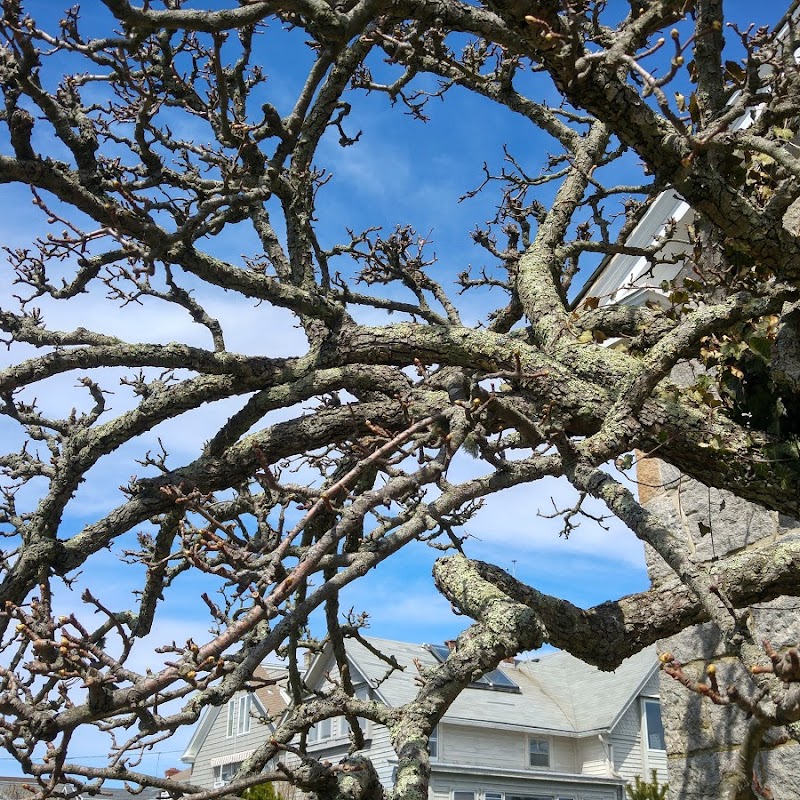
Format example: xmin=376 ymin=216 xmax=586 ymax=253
xmin=515 ymin=646 xmax=659 ymax=733
xmin=303 ymin=642 xmax=382 ymax=700
xmin=181 ymin=665 xmax=288 ymax=763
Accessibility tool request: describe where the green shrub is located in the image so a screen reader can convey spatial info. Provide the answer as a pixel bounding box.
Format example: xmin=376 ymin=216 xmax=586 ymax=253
xmin=242 ymin=782 xmax=280 ymax=800
xmin=625 ymin=769 xmax=668 ymax=800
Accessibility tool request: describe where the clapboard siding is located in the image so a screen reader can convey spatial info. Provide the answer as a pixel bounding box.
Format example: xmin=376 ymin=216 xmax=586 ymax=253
xmin=441 ymin=724 xmax=524 ymax=770
xmin=439 ymin=725 xmax=577 ymax=775
xmin=610 ymin=702 xmax=643 ymax=785
xmin=577 ymin=737 xmax=609 ymax=777
xmin=183 ymin=638 xmax=663 ymax=798
xmin=364 ymin=723 xmax=396 ymax=788
xmin=191 ymin=694 xmax=275 ymax=787
xmin=610 ymin=695 xmax=666 ymax=787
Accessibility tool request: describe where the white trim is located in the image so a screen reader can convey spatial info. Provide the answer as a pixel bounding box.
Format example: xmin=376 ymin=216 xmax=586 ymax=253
xmin=429 ymin=725 xmax=439 ymax=761
xmin=227 ymin=699 xmax=236 ymax=738
xmin=303 ymin=643 xmax=390 ymax=707
xmin=582 ymin=191 xmax=689 ymax=303
xmin=527 ymin=734 xmax=551 ymax=770
xmin=181 ymin=705 xmax=220 ymax=763
xmin=441 ymin=716 xmax=604 ymax=738
xmin=642 ymin=698 xmax=666 ymax=753
xmin=606 ymin=661 xmax=661 ymax=733
xmin=238 ymin=693 xmax=252 ymax=735
xmin=429 ymin=762 xmax=624 ymax=788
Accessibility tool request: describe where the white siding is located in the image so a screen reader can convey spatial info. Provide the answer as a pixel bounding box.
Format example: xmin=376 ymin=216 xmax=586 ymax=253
xmin=609 ymin=690 xmax=667 ymax=787
xmin=364 ymin=723 xmax=396 ymax=788
xmin=609 ymin=703 xmax=643 ymax=784
xmin=441 ymin=725 xmax=524 ymax=770
xmin=577 ymin=737 xmax=609 ymax=777
xmin=191 ymin=694 xmax=275 ymax=788
xmin=550 ymin=736 xmax=578 ymax=775
xmin=438 ymin=725 xmax=577 ymax=775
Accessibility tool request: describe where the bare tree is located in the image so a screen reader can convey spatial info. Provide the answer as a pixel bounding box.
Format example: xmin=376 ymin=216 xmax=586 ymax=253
xmin=1 ymin=2 xmax=800 ymax=800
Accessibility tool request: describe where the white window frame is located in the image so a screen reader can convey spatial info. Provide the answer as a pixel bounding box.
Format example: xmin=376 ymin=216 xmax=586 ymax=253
xmin=213 ymin=762 xmax=242 ymax=788
xmin=238 ymin=694 xmax=252 ymax=735
xmin=452 ymin=791 xmax=475 ymax=800
xmin=226 ymin=695 xmax=253 ymax=738
xmin=507 ymin=794 xmax=552 ymax=800
xmin=429 ymin=726 xmax=439 ymax=761
xmin=226 ymin=699 xmax=236 ymax=738
xmin=308 ymin=716 xmax=337 ymax=744
xmin=642 ymin=698 xmax=666 ymax=751
xmin=527 ymin=736 xmax=551 ymax=769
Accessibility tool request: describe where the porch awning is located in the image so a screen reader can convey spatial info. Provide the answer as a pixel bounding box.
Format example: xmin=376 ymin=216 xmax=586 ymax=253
xmin=210 ymin=750 xmax=254 ymax=767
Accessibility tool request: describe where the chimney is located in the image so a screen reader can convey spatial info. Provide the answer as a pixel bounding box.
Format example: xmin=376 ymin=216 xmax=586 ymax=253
xmin=164 ymin=768 xmax=179 ymax=779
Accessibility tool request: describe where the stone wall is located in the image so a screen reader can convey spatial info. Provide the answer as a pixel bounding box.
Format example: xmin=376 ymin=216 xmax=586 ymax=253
xmin=638 ymin=456 xmax=800 ymax=799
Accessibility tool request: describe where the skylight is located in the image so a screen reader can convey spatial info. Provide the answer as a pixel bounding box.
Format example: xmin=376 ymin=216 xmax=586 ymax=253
xmin=426 ymin=644 xmax=521 ymax=693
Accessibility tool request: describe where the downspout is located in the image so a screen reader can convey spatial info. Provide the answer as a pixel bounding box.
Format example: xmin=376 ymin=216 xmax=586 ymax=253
xmin=599 ymin=733 xmax=620 ymax=777
xmin=598 ymin=734 xmax=625 ymax=800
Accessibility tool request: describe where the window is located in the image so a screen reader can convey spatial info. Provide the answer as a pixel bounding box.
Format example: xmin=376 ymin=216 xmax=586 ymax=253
xmin=643 ymin=699 xmax=666 ymax=750
xmin=528 ymin=737 xmax=550 ymax=768
xmin=429 ymin=726 xmax=439 ymax=760
xmin=453 ymin=792 xmax=475 ymax=800
xmin=226 ymin=695 xmax=252 ymax=737
xmin=426 ymin=645 xmax=520 ymax=693
xmin=238 ymin=694 xmax=251 ymax=735
xmin=508 ymin=794 xmax=552 ymax=800
xmin=348 ymin=685 xmax=372 ymax=739
xmin=308 ymin=716 xmax=336 ymax=743
xmin=213 ymin=762 xmax=242 ymax=788
xmin=227 ymin=700 xmax=235 ymax=738
xmin=485 ymin=792 xmax=504 ymax=800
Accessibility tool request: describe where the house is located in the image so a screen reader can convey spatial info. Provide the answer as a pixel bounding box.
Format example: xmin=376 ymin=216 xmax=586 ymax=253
xmin=182 ymin=638 xmax=664 ymax=800
xmin=180 ymin=665 xmax=290 ymax=790
xmin=301 ymin=636 xmax=665 ymax=800
xmin=0 ymin=778 xmax=43 ymax=800
xmin=0 ymin=777 xmax=163 ymax=800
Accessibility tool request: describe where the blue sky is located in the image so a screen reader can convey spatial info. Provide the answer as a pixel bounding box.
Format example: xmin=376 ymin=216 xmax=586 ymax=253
xmin=0 ymin=0 xmax=794 ymax=777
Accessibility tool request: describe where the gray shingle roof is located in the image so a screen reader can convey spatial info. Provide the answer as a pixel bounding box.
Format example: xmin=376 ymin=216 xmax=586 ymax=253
xmin=341 ymin=636 xmax=657 ymax=736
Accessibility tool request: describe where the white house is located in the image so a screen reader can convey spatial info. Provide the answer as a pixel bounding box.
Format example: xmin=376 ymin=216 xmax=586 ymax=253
xmin=181 ymin=638 xmax=665 ymax=799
